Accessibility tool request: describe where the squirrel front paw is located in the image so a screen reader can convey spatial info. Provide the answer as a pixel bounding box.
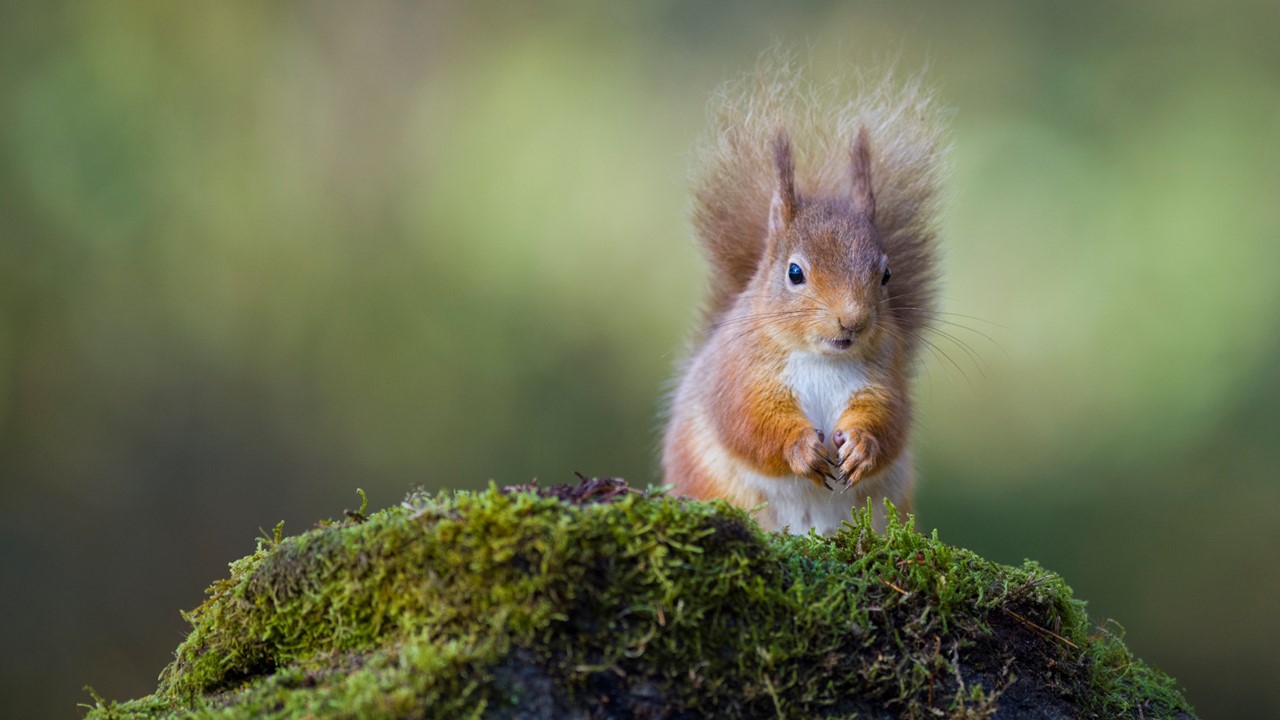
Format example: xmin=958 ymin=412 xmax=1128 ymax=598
xmin=785 ymin=428 xmax=838 ymax=490
xmin=833 ymin=427 xmax=880 ymax=487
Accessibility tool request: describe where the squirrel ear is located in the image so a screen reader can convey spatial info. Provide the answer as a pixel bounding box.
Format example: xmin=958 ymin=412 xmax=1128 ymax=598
xmin=850 ymin=125 xmax=875 ymax=221
xmin=768 ymin=129 xmax=797 ymax=236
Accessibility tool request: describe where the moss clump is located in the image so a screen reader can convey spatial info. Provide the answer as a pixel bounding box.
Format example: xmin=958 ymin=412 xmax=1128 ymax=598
xmin=84 ymin=479 xmax=1196 ymax=719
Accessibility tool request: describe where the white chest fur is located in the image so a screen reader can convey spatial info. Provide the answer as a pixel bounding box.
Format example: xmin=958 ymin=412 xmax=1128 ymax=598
xmin=782 ymin=352 xmax=870 ymax=438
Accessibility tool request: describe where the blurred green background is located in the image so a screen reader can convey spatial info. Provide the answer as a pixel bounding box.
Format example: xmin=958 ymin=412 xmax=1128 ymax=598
xmin=2 ymin=1 xmax=1277 ymax=717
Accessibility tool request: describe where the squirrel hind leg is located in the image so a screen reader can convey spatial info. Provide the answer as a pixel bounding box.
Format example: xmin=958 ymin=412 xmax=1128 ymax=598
xmin=663 ymin=424 xmax=771 ymax=520
xmin=661 ymin=427 xmax=719 ymax=501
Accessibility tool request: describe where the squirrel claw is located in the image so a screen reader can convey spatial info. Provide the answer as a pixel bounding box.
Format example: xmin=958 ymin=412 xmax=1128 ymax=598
xmin=808 ymin=470 xmax=837 ymax=492
xmin=834 ymin=427 xmax=879 ymax=488
xmin=787 ymin=428 xmax=837 ymax=490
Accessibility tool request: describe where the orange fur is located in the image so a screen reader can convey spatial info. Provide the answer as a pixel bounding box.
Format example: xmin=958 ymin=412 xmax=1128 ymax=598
xmin=663 ymin=57 xmax=947 ymax=534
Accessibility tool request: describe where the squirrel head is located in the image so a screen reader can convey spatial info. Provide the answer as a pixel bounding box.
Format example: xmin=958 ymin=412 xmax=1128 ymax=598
xmin=752 ymin=126 xmax=895 ymax=357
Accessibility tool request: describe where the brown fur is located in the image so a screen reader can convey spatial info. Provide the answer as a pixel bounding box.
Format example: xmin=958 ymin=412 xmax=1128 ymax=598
xmin=664 ymin=56 xmax=948 ymax=533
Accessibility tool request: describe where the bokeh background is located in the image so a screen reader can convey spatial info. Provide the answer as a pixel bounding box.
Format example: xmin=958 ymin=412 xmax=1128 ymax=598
xmin=2 ymin=2 xmax=1277 ymax=717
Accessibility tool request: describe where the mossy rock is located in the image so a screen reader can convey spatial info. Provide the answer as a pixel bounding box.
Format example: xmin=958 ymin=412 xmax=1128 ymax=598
xmin=83 ymin=478 xmax=1196 ymax=719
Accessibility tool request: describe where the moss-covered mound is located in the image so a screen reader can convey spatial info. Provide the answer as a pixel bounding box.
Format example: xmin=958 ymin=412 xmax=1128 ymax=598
xmin=84 ymin=478 xmax=1195 ymax=719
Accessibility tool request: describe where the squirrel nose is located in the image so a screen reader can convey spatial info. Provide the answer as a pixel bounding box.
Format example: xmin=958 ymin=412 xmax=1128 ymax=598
xmin=838 ymin=313 xmax=868 ymax=334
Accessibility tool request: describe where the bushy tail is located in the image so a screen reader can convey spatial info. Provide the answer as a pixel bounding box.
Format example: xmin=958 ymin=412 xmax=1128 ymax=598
xmin=691 ymin=55 xmax=950 ymax=348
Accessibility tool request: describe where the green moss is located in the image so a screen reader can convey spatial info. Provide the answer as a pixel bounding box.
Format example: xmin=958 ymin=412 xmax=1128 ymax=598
xmin=84 ymin=481 xmax=1196 ymax=719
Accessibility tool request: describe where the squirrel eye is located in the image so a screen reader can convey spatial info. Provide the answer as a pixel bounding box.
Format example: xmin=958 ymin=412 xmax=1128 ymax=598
xmin=787 ymin=263 xmax=805 ymax=285
xmin=881 ymin=267 xmax=891 ymax=286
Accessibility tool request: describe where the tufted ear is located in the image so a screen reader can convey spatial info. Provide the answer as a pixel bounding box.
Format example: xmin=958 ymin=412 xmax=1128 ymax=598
xmin=768 ymin=128 xmax=797 ymax=236
xmin=850 ymin=124 xmax=875 ymax=221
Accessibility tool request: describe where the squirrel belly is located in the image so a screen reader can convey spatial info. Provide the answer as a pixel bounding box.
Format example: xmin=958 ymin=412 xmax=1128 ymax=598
xmin=738 ymin=453 xmax=913 ymax=535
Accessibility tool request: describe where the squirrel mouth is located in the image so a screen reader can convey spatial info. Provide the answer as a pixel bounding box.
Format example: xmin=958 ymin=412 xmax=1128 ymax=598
xmin=824 ymin=338 xmax=853 ymax=351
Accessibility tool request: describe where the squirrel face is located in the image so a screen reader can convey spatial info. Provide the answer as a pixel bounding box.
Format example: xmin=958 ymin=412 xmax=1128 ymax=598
xmin=752 ymin=126 xmax=895 ymax=357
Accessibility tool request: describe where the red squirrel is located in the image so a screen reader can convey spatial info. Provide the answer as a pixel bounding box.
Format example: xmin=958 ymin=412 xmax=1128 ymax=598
xmin=663 ymin=64 xmax=947 ymax=534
